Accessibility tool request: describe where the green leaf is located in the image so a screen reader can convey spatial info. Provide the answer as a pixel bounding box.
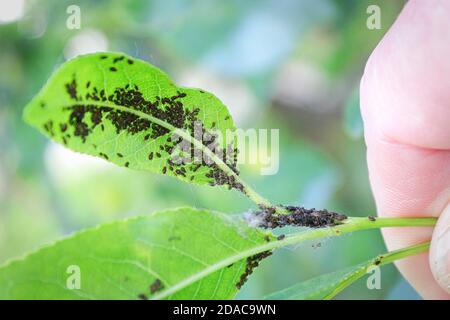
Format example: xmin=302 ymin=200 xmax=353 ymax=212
xmin=264 ymin=242 xmax=430 ymax=300
xmin=0 ymin=207 xmax=276 ymax=300
xmin=265 ymin=263 xmax=368 ymax=300
xmin=24 ymin=52 xmax=241 ymax=190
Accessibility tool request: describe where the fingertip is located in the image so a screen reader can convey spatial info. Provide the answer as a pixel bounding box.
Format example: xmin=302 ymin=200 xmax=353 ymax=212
xmin=430 ymin=203 xmax=450 ymax=293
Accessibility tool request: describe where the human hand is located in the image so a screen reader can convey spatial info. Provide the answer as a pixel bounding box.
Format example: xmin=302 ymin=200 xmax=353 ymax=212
xmin=360 ymin=0 xmax=450 ymax=299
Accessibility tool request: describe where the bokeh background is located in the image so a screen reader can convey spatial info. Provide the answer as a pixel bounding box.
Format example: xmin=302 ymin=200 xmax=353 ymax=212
xmin=0 ymin=0 xmax=418 ymax=299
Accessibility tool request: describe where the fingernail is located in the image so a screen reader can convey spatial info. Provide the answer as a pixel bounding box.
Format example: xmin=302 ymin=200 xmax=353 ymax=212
xmin=430 ymin=203 xmax=450 ymax=293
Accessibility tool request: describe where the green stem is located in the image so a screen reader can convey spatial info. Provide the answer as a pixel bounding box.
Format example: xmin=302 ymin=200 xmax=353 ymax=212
xmin=377 ymin=242 xmax=430 ymax=265
xmin=258 ymin=216 xmax=436 ymax=252
xmin=323 ymin=241 xmax=430 ymax=299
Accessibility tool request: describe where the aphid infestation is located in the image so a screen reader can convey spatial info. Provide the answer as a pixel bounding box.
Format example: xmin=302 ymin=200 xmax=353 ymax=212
xmin=3 ymin=50 xmax=439 ymax=301
xmin=45 ymin=54 xmax=245 ymax=192
xmin=22 ymin=52 xmax=360 ymax=300
xmin=1 ymin=0 xmax=447 ymax=304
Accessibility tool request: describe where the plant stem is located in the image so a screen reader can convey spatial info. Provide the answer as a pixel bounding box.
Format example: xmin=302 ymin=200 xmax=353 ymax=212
xmin=377 ymin=241 xmax=431 ymax=265
xmin=323 ymin=241 xmax=430 ymax=299
xmin=273 ymin=216 xmax=436 ymax=250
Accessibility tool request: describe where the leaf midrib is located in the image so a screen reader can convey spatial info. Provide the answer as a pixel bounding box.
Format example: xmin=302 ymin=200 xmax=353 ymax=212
xmin=61 ymin=100 xmax=243 ymax=186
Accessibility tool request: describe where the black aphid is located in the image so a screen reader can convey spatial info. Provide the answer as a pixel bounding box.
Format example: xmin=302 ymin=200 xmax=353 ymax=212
xmin=43 ymin=120 xmax=55 ymax=137
xmin=113 ymin=56 xmax=124 ymax=63
xmin=374 ymin=257 xmax=382 ymax=266
xmin=150 ymin=279 xmax=164 ymax=294
xmin=138 ymin=293 xmax=148 ymax=300
xmin=110 ymin=67 xmax=117 ymax=72
xmin=65 ymin=78 xmax=78 ymax=100
xmin=60 ymin=123 xmax=67 ymax=133
xmin=99 ymin=152 xmax=109 ymax=160
xmin=277 ymin=234 xmax=285 ymax=241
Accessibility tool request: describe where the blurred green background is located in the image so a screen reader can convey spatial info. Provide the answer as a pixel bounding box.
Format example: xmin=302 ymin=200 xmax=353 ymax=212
xmin=0 ymin=0 xmax=419 ymax=299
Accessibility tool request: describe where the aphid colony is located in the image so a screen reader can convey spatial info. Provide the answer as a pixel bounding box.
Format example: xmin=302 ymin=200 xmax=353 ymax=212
xmin=235 ymin=251 xmax=272 ymax=289
xmin=232 ymin=206 xmax=347 ymax=290
xmin=41 ymin=54 xmax=243 ymax=191
xmin=256 ymin=206 xmax=347 ymax=229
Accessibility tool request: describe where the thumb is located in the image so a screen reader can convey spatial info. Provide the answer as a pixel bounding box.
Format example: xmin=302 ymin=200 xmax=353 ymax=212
xmin=360 ymin=0 xmax=450 ymax=299
xmin=430 ymin=204 xmax=450 ymax=292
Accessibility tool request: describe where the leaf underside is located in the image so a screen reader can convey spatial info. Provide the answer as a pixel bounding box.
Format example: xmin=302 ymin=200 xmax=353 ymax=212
xmin=24 ymin=52 xmax=242 ymax=190
xmin=0 ymin=208 xmax=276 ymax=300
xmin=265 ymin=264 xmax=366 ymax=300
